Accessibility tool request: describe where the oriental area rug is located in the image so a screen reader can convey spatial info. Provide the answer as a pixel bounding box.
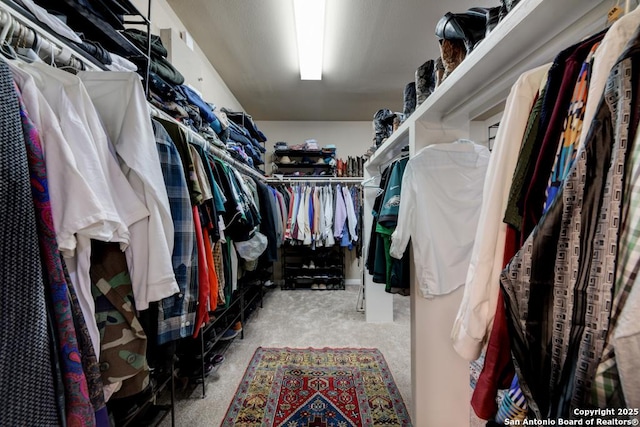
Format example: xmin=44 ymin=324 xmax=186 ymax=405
xmin=221 ymin=347 xmax=412 ymax=426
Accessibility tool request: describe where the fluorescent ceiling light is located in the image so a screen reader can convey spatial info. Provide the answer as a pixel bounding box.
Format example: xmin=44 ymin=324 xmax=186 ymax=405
xmin=293 ymin=0 xmax=326 ymax=80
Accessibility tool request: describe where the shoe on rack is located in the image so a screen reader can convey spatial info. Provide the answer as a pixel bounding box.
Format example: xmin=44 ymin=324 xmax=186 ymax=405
xmin=278 ymin=155 xmax=294 ymax=164
xmin=219 ymin=322 xmax=242 ymax=341
xmin=232 ymin=321 xmax=242 ymax=333
xmin=195 ymin=339 xmax=215 ymax=358
xmin=309 ymin=261 xmax=315 ymax=269
xmin=311 ymin=283 xmax=319 ymax=290
xmin=205 ymin=353 xmax=225 ymax=366
xmin=188 ymin=362 xmax=214 ymax=380
xmin=318 ymin=283 xmax=327 ymax=290
xmin=218 ymin=328 xmax=239 ymax=341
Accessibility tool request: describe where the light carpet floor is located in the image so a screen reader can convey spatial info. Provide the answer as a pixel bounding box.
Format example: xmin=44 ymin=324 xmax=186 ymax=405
xmin=160 ymin=285 xmax=411 ymax=426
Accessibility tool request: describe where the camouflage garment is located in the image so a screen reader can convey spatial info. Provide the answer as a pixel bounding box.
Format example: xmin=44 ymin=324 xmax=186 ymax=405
xmin=90 ymin=241 xmax=149 ymax=399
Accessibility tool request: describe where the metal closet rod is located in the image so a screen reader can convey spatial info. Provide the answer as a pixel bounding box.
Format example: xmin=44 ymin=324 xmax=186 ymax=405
xmin=265 ymin=176 xmax=363 ymax=184
xmin=149 ymin=106 xmax=266 ymax=182
xmin=0 ymin=4 xmax=98 ymax=71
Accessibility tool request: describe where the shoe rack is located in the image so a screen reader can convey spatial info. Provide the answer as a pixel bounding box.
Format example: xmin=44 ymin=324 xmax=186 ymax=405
xmin=273 ymin=148 xmax=336 ymax=177
xmin=174 ymin=280 xmax=268 ymax=398
xmin=280 ymin=243 xmax=345 ymax=291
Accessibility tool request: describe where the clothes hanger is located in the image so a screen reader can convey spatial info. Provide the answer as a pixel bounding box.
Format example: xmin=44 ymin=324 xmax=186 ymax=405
xmin=0 ymin=11 xmax=14 ymax=44
xmin=362 ymin=175 xmax=379 ymax=187
xmin=0 ymin=11 xmax=17 ymax=60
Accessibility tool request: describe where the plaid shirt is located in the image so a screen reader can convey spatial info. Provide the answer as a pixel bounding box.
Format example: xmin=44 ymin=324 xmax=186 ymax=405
xmin=592 ymin=84 xmax=640 ymax=407
xmin=153 ymin=120 xmax=198 ymax=344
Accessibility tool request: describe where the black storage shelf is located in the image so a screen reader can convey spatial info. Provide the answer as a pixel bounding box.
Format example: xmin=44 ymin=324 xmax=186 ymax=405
xmin=118 ymin=364 xmax=176 ymax=427
xmin=273 ymin=149 xmax=337 ymax=177
xmin=274 ymin=163 xmax=333 ymax=168
xmin=281 ymin=244 xmax=345 ymax=291
xmin=274 ymin=149 xmax=335 ymax=157
xmin=274 ymin=162 xmax=333 ymax=170
xmin=196 ymin=283 xmax=265 ymax=397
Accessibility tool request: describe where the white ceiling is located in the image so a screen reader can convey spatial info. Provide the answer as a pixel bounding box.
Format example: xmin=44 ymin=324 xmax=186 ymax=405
xmin=166 ymin=0 xmax=498 ymax=121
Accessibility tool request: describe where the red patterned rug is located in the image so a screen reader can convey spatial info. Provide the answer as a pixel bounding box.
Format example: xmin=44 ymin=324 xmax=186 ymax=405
xmin=221 ymin=347 xmax=412 ymax=426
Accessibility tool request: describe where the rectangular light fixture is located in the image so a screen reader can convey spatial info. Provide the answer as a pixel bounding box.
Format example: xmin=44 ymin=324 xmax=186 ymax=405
xmin=293 ymin=0 xmax=326 ymax=80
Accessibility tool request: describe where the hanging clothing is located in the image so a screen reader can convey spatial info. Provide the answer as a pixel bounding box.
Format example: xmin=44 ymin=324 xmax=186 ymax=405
xmin=90 ymin=241 xmax=150 ymax=400
xmin=14 ymin=62 xmax=139 ymax=253
xmin=271 ymin=182 xmax=361 ymax=249
xmin=366 ymin=165 xmax=391 ymax=281
xmin=255 ymin=179 xmax=279 ymax=262
xmin=452 ymin=64 xmax=550 ymax=361
xmin=500 ymin=31 xmax=639 ymax=417
xmin=593 ymin=121 xmax=640 ymax=407
xmin=376 ymin=157 xmax=410 ymax=292
xmin=8 ymin=62 xmax=148 ymax=359
xmin=543 ymin=41 xmax=600 ymax=210
xmin=470 ymin=225 xmax=519 ymax=420
xmin=0 ymin=57 xmax=61 ymax=426
xmin=19 ymin=89 xmax=96 ymax=426
xmin=192 ymin=205 xmax=210 ymax=336
xmin=390 ymin=141 xmax=489 ymax=298
xmin=191 ymin=145 xmax=214 ymax=202
xmin=201 ymin=227 xmax=219 ymax=316
xmin=323 ymin=186 xmax=335 ymax=247
xmin=78 ymin=71 xmax=179 ymax=311
xmin=577 ymin=5 xmax=640 ymax=154
xmin=503 ymin=72 xmax=549 ymax=231
xmin=213 ymin=240 xmax=227 ymax=306
xmin=520 ymin=30 xmax=606 ymax=241
xmin=153 ymin=120 xmax=198 ymax=344
xmin=585 ymin=21 xmax=640 ymax=408
xmin=333 ymin=184 xmax=347 ymax=239
xmin=343 ymin=185 xmax=358 ymax=243
xmin=272 ymin=188 xmax=285 ymax=246
xmin=65 ymin=266 xmax=109 ymax=427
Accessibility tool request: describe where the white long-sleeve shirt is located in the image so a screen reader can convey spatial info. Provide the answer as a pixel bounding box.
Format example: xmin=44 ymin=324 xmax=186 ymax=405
xmin=450 ymin=64 xmax=551 ymax=361
xmin=390 ymin=141 xmax=489 ymax=300
xmin=324 ymin=186 xmax=335 ymax=246
xmin=333 ymin=184 xmax=347 ymax=238
xmin=343 ymin=185 xmax=358 ymax=242
xmin=299 ymin=186 xmax=312 ymax=245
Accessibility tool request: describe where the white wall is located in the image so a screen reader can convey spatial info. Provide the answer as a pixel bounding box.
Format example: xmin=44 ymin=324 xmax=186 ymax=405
xmin=130 ymin=0 xmax=243 ymax=111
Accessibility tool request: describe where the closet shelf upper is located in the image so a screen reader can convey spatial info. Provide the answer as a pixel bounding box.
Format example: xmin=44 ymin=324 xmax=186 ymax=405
xmin=365 ymin=0 xmax=610 ymax=173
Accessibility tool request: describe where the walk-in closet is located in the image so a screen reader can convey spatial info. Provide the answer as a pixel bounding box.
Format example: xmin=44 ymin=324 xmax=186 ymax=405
xmin=1 ymin=0 xmax=638 ymax=426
